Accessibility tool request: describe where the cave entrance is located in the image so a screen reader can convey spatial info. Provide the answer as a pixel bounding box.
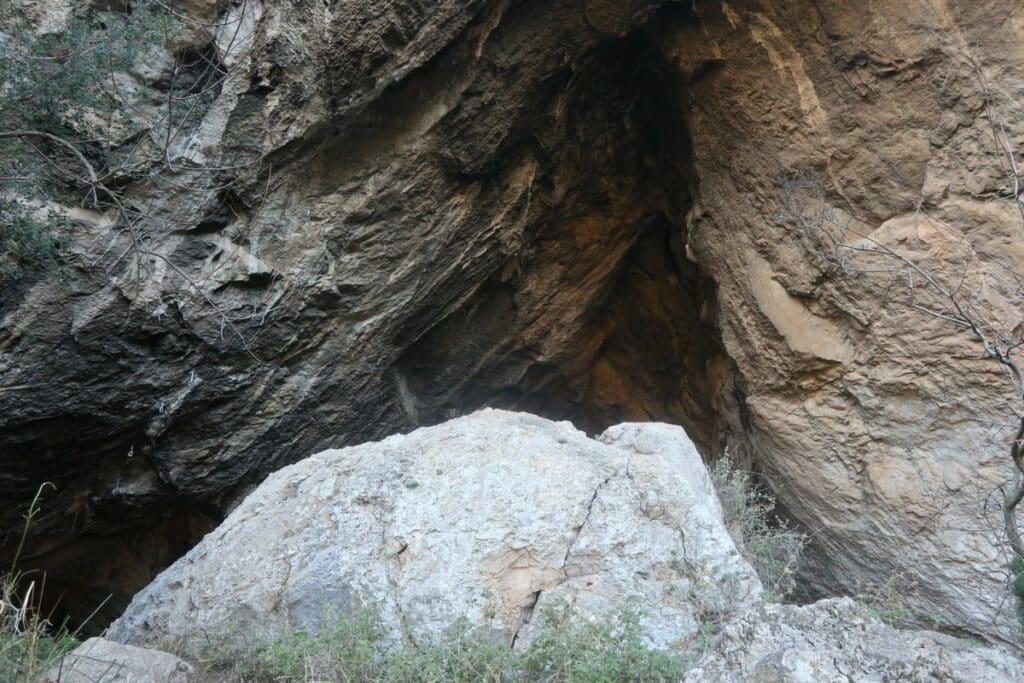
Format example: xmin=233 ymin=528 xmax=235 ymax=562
xmin=394 ymin=12 xmax=736 ymax=456
xmin=4 ymin=503 xmax=217 ymax=637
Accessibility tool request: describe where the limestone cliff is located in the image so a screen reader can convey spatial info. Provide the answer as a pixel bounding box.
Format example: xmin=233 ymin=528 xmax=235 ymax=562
xmin=2 ymin=0 xmax=1024 ymax=646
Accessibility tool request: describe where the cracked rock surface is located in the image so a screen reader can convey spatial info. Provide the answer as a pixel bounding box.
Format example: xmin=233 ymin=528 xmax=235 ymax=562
xmin=685 ymin=598 xmax=1024 ymax=683
xmin=102 ymin=411 xmax=1024 ymax=680
xmin=105 ymin=409 xmax=762 ymax=650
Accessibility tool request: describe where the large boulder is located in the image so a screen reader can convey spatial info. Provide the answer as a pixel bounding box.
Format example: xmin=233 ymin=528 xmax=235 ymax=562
xmin=686 ymin=598 xmax=1024 ymax=683
xmin=106 ymin=410 xmax=761 ymax=650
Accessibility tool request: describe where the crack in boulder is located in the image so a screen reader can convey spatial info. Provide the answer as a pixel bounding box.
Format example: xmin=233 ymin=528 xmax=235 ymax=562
xmin=560 ymin=471 xmax=615 ymax=575
xmin=509 ymin=589 xmax=542 ymax=649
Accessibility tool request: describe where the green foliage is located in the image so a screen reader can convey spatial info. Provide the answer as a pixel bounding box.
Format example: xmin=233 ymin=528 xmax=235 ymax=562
xmin=0 ymin=627 xmax=78 ymax=683
xmin=0 ymin=2 xmax=181 ymax=283
xmin=519 ymin=601 xmax=684 ymax=683
xmin=384 ymin=620 xmax=515 ymax=683
xmin=850 ymin=565 xmax=930 ymax=629
xmin=196 ymin=601 xmax=684 ymax=683
xmin=0 ymin=199 xmax=70 ymax=282
xmin=0 ymin=2 xmax=176 ymax=135
xmin=202 ymin=608 xmax=387 ymax=683
xmin=1011 ymin=555 xmax=1024 ymax=633
xmin=711 ymin=452 xmax=806 ymax=601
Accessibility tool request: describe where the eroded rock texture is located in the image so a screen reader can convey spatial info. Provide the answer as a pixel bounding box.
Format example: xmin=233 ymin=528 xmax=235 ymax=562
xmin=105 ymin=410 xmax=761 ymax=651
xmin=664 ymin=1 xmax=1024 ymax=645
xmin=685 ymin=598 xmax=1024 ymax=682
xmin=3 ymin=0 xmax=725 ymax=627
xmin=3 ymin=0 xmax=1024 ymax=646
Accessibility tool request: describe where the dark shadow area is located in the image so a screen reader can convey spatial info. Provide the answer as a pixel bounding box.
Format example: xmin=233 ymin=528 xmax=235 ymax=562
xmin=393 ymin=17 xmax=735 ymax=455
xmin=3 ymin=501 xmax=217 ymax=636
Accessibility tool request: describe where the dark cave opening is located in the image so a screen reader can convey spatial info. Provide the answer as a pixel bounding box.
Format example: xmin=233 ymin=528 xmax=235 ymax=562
xmin=393 ymin=11 xmax=737 ymax=457
xmin=393 ymin=209 xmax=733 ymax=455
xmin=9 ymin=507 xmax=217 ymax=636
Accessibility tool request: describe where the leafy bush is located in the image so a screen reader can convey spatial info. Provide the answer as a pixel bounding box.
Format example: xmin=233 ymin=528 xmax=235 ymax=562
xmin=0 ymin=2 xmax=176 ymax=135
xmin=195 ymin=601 xmax=684 ymax=683
xmin=0 ymin=2 xmax=201 ymax=284
xmin=199 ymin=608 xmax=389 ymax=683
xmin=380 ymin=619 xmax=515 ymax=683
xmin=0 ymin=2 xmax=168 ymax=283
xmin=519 ymin=601 xmax=683 ymax=683
xmin=0 ymin=199 xmax=70 ymax=282
xmin=711 ymin=452 xmax=806 ymax=601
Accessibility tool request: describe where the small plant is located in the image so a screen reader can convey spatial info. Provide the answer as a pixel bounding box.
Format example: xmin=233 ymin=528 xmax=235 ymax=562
xmin=199 ymin=607 xmax=386 ymax=682
xmin=0 ymin=2 xmax=177 ymax=134
xmin=711 ymin=451 xmax=806 ymax=601
xmin=0 ymin=484 xmax=81 ymax=683
xmin=0 ymin=2 xmax=177 ymax=285
xmin=385 ymin=619 xmax=515 ymax=683
xmin=850 ymin=565 xmax=924 ymax=629
xmin=0 ymin=2 xmax=220 ymax=289
xmin=0 ymin=199 xmax=71 ymax=283
xmin=519 ymin=600 xmax=683 ymax=683
xmin=688 ymin=620 xmax=717 ymax=659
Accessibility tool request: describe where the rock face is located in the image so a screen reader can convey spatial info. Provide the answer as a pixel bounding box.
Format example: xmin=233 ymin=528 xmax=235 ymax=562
xmin=4 ymin=0 xmax=1024 ymax=647
xmin=665 ymin=0 xmax=1024 ymax=647
xmin=686 ymin=598 xmax=1024 ymax=683
xmin=47 ymin=637 xmax=193 ymax=683
xmin=106 ymin=410 xmax=761 ymax=650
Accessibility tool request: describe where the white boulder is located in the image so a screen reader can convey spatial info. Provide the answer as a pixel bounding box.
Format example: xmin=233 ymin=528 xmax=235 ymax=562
xmin=106 ymin=409 xmax=761 ymax=651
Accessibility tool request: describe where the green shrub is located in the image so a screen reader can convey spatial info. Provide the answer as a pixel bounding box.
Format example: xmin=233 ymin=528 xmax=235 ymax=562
xmin=711 ymin=452 xmax=806 ymax=601
xmin=0 ymin=2 xmax=177 ymax=135
xmin=519 ymin=601 xmax=683 ymax=683
xmin=384 ymin=619 xmax=515 ymax=683
xmin=195 ymin=601 xmax=684 ymax=683
xmin=0 ymin=199 xmax=70 ymax=282
xmin=199 ymin=607 xmax=387 ymax=683
xmin=0 ymin=618 xmax=78 ymax=683
xmin=0 ymin=2 xmax=195 ymax=284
